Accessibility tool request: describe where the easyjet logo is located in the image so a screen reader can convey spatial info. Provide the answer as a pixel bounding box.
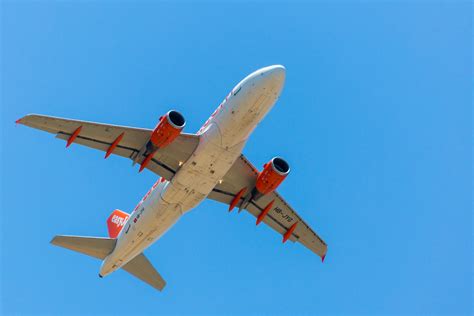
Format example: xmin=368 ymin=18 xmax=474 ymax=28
xmin=111 ymin=214 xmax=128 ymax=227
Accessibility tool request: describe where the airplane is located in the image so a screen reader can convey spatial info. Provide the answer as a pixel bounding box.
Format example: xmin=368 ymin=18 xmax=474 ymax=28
xmin=17 ymin=65 xmax=327 ymax=291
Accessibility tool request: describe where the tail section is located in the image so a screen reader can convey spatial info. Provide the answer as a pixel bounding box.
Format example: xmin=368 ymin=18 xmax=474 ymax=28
xmin=51 ymin=236 xmax=166 ymax=291
xmin=107 ymin=209 xmax=130 ymax=238
xmin=123 ymin=253 xmax=166 ymax=291
xmin=51 ymin=235 xmax=116 ymax=259
xmin=51 ymin=210 xmax=166 ymax=291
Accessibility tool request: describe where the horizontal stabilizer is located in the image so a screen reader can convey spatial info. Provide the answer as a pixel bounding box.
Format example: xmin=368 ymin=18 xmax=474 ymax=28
xmin=51 ymin=235 xmax=116 ymax=260
xmin=123 ymin=253 xmax=166 ymax=291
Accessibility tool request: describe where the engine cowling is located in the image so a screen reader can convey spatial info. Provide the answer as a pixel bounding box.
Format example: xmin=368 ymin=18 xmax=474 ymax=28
xmin=150 ymin=110 xmax=186 ymax=148
xmin=255 ymin=157 xmax=290 ymax=195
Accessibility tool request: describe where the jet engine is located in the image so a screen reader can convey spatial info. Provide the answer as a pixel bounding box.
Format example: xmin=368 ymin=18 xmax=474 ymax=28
xmin=150 ymin=110 xmax=186 ymax=148
xmin=253 ymin=157 xmax=290 ymax=199
xmin=134 ymin=110 xmax=186 ymax=172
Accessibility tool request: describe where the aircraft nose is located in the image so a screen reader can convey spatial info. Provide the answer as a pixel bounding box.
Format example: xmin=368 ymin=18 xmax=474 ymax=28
xmin=265 ymin=65 xmax=286 ymax=80
xmin=258 ymin=65 xmax=286 ymax=92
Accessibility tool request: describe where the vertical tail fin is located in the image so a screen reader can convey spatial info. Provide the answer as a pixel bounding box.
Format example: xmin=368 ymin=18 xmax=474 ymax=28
xmin=107 ymin=209 xmax=130 ymax=238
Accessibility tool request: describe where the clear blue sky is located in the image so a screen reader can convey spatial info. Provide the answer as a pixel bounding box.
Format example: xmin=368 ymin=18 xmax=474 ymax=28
xmin=1 ymin=1 xmax=471 ymax=315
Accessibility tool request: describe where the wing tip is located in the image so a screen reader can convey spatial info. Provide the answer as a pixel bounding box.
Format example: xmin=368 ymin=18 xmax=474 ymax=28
xmin=50 ymin=235 xmax=62 ymax=245
xmin=155 ymin=281 xmax=167 ymax=292
xmin=15 ymin=114 xmax=42 ymax=126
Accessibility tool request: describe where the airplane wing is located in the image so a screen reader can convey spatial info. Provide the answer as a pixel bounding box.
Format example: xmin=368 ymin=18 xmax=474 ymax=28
xmin=208 ymin=155 xmax=328 ymax=259
xmin=17 ymin=114 xmax=199 ymax=180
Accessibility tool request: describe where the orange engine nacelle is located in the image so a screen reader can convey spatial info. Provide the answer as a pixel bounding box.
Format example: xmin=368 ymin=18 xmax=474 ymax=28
xmin=255 ymin=157 xmax=290 ymax=195
xmin=150 ymin=110 xmax=186 ymax=148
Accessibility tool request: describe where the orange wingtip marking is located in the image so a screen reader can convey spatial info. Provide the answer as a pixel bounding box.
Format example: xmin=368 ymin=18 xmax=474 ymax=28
xmin=282 ymin=222 xmax=298 ymax=243
xmin=66 ymin=126 xmax=82 ymax=148
xmin=256 ymin=200 xmax=274 ymax=225
xmin=139 ymin=151 xmax=155 ymax=173
xmin=106 ymin=209 xmax=130 ymax=239
xmin=104 ymin=132 xmax=124 ymax=159
xmin=15 ymin=118 xmax=23 ymax=124
xmin=229 ymin=188 xmax=247 ymax=212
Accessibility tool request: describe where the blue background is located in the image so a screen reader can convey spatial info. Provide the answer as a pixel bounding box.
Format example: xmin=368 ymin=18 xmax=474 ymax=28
xmin=1 ymin=1 xmax=472 ymax=315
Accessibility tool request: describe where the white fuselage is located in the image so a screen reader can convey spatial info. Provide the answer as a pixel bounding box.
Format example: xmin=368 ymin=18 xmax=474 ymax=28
xmin=100 ymin=65 xmax=286 ymax=276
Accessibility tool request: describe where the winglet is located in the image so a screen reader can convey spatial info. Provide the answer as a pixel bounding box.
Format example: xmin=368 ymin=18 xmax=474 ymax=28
xmin=321 ymin=254 xmax=326 ymax=263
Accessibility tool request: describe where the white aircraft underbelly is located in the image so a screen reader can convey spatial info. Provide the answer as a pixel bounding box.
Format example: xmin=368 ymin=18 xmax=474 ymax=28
xmin=100 ymin=66 xmax=285 ymax=276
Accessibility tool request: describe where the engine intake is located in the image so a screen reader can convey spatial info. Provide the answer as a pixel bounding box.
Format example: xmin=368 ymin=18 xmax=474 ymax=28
xmin=255 ymin=157 xmax=290 ymax=196
xmin=150 ymin=110 xmax=186 ymax=148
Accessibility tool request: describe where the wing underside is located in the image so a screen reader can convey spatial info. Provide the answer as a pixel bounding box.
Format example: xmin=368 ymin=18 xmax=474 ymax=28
xmin=18 ymin=114 xmax=199 ymax=180
xmin=209 ymin=155 xmax=328 ymax=258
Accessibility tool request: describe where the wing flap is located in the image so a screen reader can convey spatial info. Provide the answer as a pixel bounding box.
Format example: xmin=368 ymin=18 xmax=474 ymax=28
xmin=55 ymin=132 xmax=135 ymax=159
